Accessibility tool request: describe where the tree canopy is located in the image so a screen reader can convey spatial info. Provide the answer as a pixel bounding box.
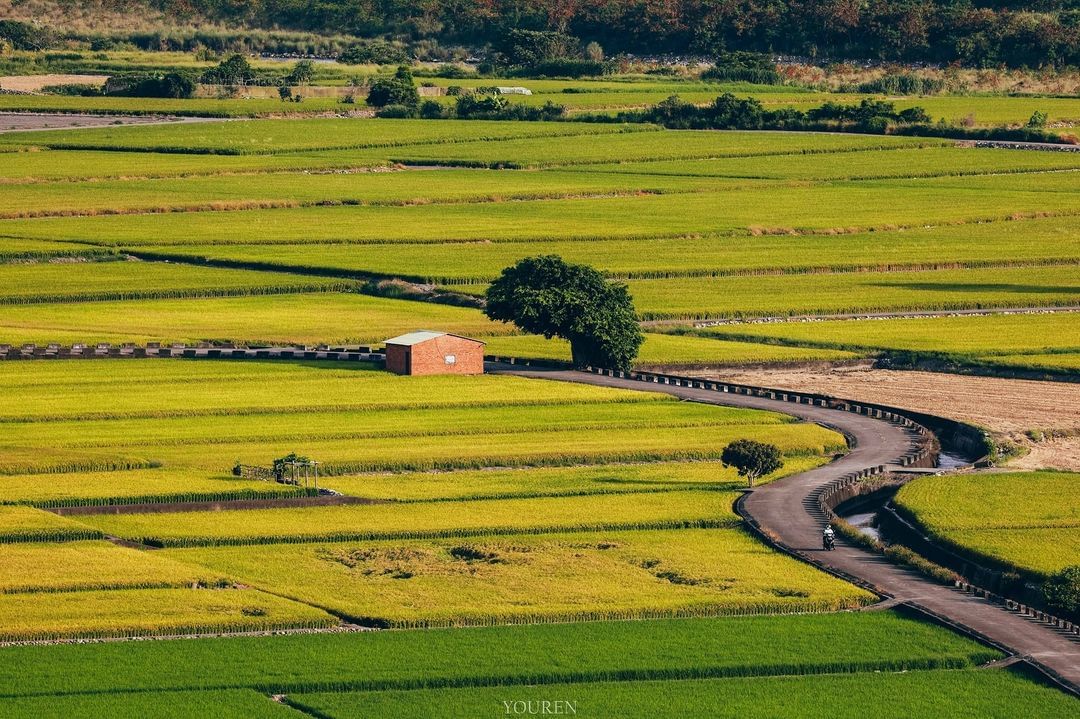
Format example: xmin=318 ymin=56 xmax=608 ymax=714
xmin=484 ymin=255 xmax=644 ymax=372
xmin=1043 ymin=565 xmax=1080 ymax=617
xmin=367 ymin=66 xmax=419 ymax=108
xmin=721 ymin=439 xmax=784 ymax=487
xmin=201 ymin=54 xmax=254 ymax=85
xmin=92 ymin=1 xmax=1080 ymax=69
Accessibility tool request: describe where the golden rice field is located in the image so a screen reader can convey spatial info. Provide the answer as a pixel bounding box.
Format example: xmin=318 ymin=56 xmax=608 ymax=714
xmin=77 ymin=491 xmax=747 ymax=547
xmin=0 ymin=356 xmax=850 ymax=642
xmin=164 ymin=528 xmax=876 ymax=628
xmin=0 ymin=107 xmax=1076 ymax=713
xmin=0 ymin=587 xmax=336 ymax=642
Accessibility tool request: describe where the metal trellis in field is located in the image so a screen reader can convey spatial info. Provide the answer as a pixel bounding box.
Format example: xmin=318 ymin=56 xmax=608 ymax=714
xmin=277 ymin=458 xmax=320 ymax=492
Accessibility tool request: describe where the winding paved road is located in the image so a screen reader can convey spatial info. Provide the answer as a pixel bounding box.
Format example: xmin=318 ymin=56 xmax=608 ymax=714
xmin=493 ymin=365 xmax=1080 ymax=692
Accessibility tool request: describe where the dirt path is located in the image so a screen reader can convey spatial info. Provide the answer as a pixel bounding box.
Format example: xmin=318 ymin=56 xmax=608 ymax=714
xmin=0 ymin=113 xmax=222 ymax=133
xmin=495 ymin=366 xmax=1080 ymax=691
xmin=0 ymin=75 xmax=109 ymax=92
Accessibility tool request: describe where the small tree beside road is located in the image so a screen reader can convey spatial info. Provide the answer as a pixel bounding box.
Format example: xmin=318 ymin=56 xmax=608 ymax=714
xmin=484 ymin=255 xmax=643 ymax=371
xmin=721 ymin=439 xmax=783 ymax=487
xmin=1043 ymin=565 xmax=1080 ymax=618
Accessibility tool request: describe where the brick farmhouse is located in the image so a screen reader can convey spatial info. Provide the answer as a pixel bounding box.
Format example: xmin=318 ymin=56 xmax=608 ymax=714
xmin=383 ymin=331 xmax=485 ymax=376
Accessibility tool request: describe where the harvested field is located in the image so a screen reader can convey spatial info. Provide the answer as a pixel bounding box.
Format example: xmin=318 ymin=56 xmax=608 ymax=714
xmin=710 ymin=366 xmax=1080 ymax=468
xmin=1013 ymin=437 xmax=1080 ymax=472
xmin=0 ymin=75 xmax=108 ymax=92
xmin=0 ymin=113 xmax=191 ymax=133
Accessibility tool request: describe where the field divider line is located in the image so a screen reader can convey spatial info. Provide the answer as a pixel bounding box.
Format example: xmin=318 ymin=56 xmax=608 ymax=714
xmin=0 ymin=187 xmax=689 ymax=221
xmin=115 ymin=518 xmax=744 ymax=549
xmin=17 ymin=125 xmax=662 ymax=156
xmin=643 ymin=304 xmax=1080 ymax=327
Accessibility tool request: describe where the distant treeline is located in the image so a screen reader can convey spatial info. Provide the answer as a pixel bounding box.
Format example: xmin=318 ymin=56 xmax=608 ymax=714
xmin=4 ymin=4 xmax=1079 ymax=68
xmin=593 ymin=94 xmax=1076 ymax=144
xmin=128 ymin=1 xmax=1080 ymax=67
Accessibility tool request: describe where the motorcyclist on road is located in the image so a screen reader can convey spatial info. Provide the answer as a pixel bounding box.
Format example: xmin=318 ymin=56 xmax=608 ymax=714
xmin=822 ymin=524 xmax=836 ymax=550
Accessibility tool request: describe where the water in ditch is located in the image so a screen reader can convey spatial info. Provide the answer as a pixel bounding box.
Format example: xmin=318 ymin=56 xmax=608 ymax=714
xmin=838 ymin=510 xmax=882 ymax=542
xmin=936 ymin=449 xmax=971 ymax=470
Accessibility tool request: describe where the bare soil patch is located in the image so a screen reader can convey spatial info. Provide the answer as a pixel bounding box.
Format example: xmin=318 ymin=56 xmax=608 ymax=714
xmin=0 ymin=113 xmax=198 ymax=133
xmin=1009 ymin=436 xmax=1080 ymax=471
xmin=0 ymin=75 xmax=108 ymax=92
xmin=707 ymin=366 xmax=1080 ymax=470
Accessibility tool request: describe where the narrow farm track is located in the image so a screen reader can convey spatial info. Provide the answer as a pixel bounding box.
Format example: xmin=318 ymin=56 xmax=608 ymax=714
xmin=0 ymin=113 xmax=220 ymax=133
xmin=494 ymin=366 xmax=1080 ymax=690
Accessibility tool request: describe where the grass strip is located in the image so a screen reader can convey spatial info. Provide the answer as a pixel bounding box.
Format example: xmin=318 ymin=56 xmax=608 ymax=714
xmin=0 ymin=611 xmax=1000 ymax=698
xmin=288 ymin=668 xmax=1078 ymax=719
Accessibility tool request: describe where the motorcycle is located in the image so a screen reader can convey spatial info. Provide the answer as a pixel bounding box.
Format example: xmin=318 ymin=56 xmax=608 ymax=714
xmin=822 ymin=533 xmax=836 ymax=551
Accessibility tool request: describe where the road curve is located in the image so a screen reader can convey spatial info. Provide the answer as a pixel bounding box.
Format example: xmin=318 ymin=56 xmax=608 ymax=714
xmin=493 ymin=366 xmax=1080 ymax=691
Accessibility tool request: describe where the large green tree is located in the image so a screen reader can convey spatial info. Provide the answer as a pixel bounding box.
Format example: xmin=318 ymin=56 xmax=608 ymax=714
xmin=484 ymin=255 xmax=644 ymax=371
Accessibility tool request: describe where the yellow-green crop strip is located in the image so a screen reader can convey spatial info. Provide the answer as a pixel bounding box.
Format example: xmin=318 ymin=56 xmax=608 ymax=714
xmin=0 ymin=587 xmax=336 ymax=642
xmin=685 ymin=312 xmax=1080 ymax=357
xmin=622 ymin=265 xmax=1080 ymax=320
xmin=571 ymin=146 xmax=1080 ymax=180
xmin=0 ymin=292 xmax=511 ymax=346
xmin=10 ymin=175 xmax=1080 ymax=247
xmin=0 ymin=507 xmax=102 ymax=544
xmin=894 ymin=471 xmax=1080 ymax=577
xmin=0 ymin=261 xmax=354 ymax=304
xmin=117 ymin=214 xmax=1080 ymax=282
xmin=0 ymin=361 xmax=657 ymax=421
xmin=0 ymin=540 xmax=227 ymax=594
xmin=0 ymin=168 xmax=748 ymax=219
xmin=165 ymin=528 xmax=875 ymax=627
xmin=0 ymin=118 xmax=654 ymax=154
xmin=0 ymin=469 xmax=313 ymax=508
xmin=321 ymin=457 xmax=827 ymax=502
xmin=80 ymin=491 xmax=745 ymax=547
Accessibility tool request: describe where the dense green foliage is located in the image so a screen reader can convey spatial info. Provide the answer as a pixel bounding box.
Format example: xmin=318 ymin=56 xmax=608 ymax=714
xmin=614 ymin=94 xmax=1065 ymax=143
xmin=367 ymin=66 xmax=420 ymax=109
xmin=56 ymin=1 xmax=1080 ymax=67
xmin=1043 ymin=565 xmax=1080 ymax=616
xmin=721 ymin=439 xmax=783 ymax=487
xmin=104 ymin=72 xmax=196 ymax=99
xmin=485 ymin=256 xmax=644 ymax=370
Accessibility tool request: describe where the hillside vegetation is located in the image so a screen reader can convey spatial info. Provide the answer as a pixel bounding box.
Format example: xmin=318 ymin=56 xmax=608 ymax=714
xmin=3 ymin=0 xmax=1079 ymax=67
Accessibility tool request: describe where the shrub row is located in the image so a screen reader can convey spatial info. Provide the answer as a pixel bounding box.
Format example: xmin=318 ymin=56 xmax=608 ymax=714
xmin=0 ymin=528 xmax=105 ymax=545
